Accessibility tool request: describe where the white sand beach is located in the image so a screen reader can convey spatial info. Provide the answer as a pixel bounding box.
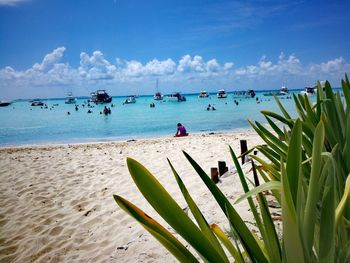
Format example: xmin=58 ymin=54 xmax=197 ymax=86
xmin=0 ymin=131 xmax=266 ymax=262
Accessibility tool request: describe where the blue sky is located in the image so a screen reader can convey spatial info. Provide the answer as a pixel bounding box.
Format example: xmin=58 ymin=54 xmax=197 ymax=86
xmin=0 ymin=0 xmax=350 ymax=99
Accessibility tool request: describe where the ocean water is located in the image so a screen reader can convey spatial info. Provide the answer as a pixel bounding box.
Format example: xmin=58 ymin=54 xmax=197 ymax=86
xmin=0 ymin=91 xmax=301 ymax=146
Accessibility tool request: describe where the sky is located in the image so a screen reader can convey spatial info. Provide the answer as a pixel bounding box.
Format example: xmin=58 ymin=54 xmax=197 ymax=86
xmin=0 ymin=0 xmax=350 ymax=99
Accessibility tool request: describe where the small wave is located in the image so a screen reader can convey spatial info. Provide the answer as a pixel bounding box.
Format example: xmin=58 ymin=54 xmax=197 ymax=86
xmin=0 ymin=126 xmax=44 ymax=131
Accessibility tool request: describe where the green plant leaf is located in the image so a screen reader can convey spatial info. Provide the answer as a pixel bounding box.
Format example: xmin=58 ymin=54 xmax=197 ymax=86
xmin=260 ymin=110 xmax=294 ymax=128
xmin=303 ymin=120 xmax=325 ymax=255
xmin=234 ymin=181 xmax=281 ymax=204
xmin=265 ymin=116 xmax=286 ymax=140
xmin=286 ymin=119 xmax=302 ymax=206
xmin=126 ymin=157 xmax=227 ymax=262
xmin=341 ymin=75 xmax=350 ymax=112
xmin=250 ymin=155 xmax=281 ymax=181
xmin=255 ymin=121 xmax=288 ymax=155
xmin=336 ymin=175 xmax=350 ymax=225
xmin=281 ymin=160 xmax=305 ymax=263
xmin=183 ymin=151 xmax=268 ymax=263
xmin=211 ymin=224 xmax=245 ymax=263
xmin=319 ymin=164 xmax=336 ymax=263
xmin=344 ymin=113 xmax=350 ymax=172
xmin=114 ymin=195 xmax=199 ymax=263
xmin=167 ymin=159 xmax=229 ymax=262
xmin=256 ymin=188 xmax=282 ymax=263
xmin=274 ymin=95 xmax=292 ymax=120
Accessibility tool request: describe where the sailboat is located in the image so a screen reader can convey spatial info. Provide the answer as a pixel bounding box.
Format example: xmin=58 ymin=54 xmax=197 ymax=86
xmin=153 ymin=79 xmax=163 ymax=100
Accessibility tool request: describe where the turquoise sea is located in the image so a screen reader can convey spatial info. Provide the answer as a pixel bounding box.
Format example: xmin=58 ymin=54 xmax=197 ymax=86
xmin=0 ymin=91 xmax=301 ymax=146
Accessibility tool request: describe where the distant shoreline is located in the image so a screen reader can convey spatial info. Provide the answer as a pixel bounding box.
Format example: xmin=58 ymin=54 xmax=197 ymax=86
xmin=8 ymin=88 xmax=321 ymax=102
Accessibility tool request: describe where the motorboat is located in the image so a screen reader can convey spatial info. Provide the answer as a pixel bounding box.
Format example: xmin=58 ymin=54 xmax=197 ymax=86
xmin=247 ymin=89 xmax=256 ymax=98
xmin=198 ymin=91 xmax=209 ymax=98
xmin=0 ymin=100 xmax=12 ymax=107
xmin=233 ymin=89 xmax=255 ymax=98
xmin=154 ymin=92 xmax=163 ymax=100
xmin=30 ymin=100 xmax=44 ymax=106
xmin=301 ymin=87 xmax=316 ymax=96
xmin=65 ymin=92 xmax=77 ymax=104
xmin=217 ymin=89 xmax=227 ymax=98
xmin=263 ymin=86 xmax=289 ymax=96
xmin=167 ymin=92 xmax=186 ymax=102
xmin=90 ymin=90 xmax=112 ymax=103
xmin=124 ymin=95 xmax=136 ymax=104
xmin=279 ymin=86 xmax=289 ymax=95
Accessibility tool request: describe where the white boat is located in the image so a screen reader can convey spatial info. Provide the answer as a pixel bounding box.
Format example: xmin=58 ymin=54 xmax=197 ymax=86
xmin=0 ymin=100 xmax=12 ymax=107
xmin=153 ymin=79 xmax=164 ymax=100
xmin=30 ymin=100 xmax=44 ymax=106
xmin=198 ymin=91 xmax=209 ymax=98
xmin=217 ymin=89 xmax=227 ymax=98
xmin=280 ymin=86 xmax=289 ymax=95
xmin=167 ymin=92 xmax=186 ymax=102
xmin=263 ymin=86 xmax=289 ymax=96
xmin=301 ymin=87 xmax=316 ymax=96
xmin=65 ymin=92 xmax=77 ymax=104
xmin=154 ymin=92 xmax=163 ymax=100
xmin=124 ymin=95 xmax=136 ymax=104
xmin=247 ymin=89 xmax=256 ymax=98
xmin=90 ymin=90 xmax=112 ymax=103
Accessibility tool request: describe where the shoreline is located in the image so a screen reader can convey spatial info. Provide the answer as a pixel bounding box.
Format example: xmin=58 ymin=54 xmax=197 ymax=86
xmin=0 ymin=127 xmax=256 ymax=149
xmin=0 ymin=130 xmax=264 ymax=262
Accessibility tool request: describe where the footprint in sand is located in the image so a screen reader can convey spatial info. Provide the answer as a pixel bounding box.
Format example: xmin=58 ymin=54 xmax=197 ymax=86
xmin=49 ymin=226 xmax=63 ymax=236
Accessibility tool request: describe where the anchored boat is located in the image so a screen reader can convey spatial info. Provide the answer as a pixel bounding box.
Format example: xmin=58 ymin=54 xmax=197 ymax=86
xmin=0 ymin=101 xmax=12 ymax=107
xmin=124 ymin=95 xmax=136 ymax=104
xmin=198 ymin=91 xmax=209 ymax=98
xmin=217 ymin=89 xmax=227 ymax=98
xmin=153 ymin=79 xmax=164 ymax=100
xmin=167 ymin=92 xmax=186 ymax=102
xmin=65 ymin=92 xmax=77 ymax=104
xmin=90 ymin=90 xmax=112 ymax=104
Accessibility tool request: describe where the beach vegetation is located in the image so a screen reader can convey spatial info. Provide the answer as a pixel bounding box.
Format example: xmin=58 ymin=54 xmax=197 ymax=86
xmin=114 ymin=75 xmax=350 ymax=262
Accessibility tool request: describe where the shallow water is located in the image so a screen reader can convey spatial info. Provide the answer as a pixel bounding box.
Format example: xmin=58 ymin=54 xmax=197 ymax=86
xmin=0 ymin=91 xmax=301 ymax=146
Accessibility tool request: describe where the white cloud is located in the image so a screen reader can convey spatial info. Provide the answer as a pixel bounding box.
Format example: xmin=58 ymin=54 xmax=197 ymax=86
xmin=178 ymin=55 xmax=205 ymax=73
xmin=0 ymin=0 xmax=28 ymax=6
xmin=0 ymin=47 xmax=349 ymax=99
xmin=79 ymin=50 xmax=117 ymax=80
xmin=316 ymin=57 xmax=349 ymax=74
xmin=123 ymin=60 xmax=144 ymax=77
xmin=224 ymin=62 xmax=234 ymax=70
xmin=32 ymin=47 xmax=66 ymax=72
xmin=206 ymin=59 xmax=220 ymax=72
xmin=144 ymin=59 xmax=176 ymax=76
xmin=177 ymin=55 xmax=231 ymax=75
xmin=235 ymin=53 xmax=303 ymax=77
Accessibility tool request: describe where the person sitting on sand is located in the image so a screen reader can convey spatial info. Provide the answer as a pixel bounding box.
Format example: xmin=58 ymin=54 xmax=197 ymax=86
xmin=175 ymin=123 xmax=188 ymax=137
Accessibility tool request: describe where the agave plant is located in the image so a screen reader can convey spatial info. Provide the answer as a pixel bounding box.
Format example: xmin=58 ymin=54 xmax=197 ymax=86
xmin=114 ymin=75 xmax=350 ymax=262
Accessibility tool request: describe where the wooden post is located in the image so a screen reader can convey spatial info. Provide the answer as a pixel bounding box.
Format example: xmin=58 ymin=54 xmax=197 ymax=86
xmin=240 ymin=140 xmax=248 ymax=164
xmin=218 ymin=161 xmax=227 ymax=176
xmin=211 ymin=167 xmax=219 ymax=183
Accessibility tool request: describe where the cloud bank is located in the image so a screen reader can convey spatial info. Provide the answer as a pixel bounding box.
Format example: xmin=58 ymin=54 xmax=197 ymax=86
xmin=0 ymin=47 xmax=349 ymax=99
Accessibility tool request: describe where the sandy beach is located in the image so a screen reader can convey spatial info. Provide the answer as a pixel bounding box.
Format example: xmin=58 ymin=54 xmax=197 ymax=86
xmin=0 ymin=130 xmax=266 ymax=262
